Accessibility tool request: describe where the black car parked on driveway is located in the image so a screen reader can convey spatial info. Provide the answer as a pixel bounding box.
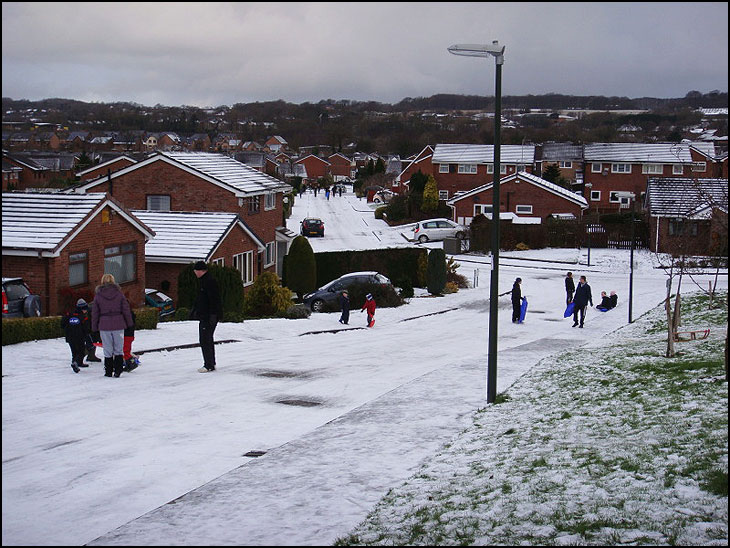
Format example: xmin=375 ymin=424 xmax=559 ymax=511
xmin=2 ymin=277 xmax=42 ymax=317
xmin=303 ymin=271 xmax=392 ymax=312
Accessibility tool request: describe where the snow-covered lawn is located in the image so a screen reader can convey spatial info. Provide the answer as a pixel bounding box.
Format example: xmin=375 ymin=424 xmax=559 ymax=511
xmin=338 ymin=292 xmax=729 ymax=546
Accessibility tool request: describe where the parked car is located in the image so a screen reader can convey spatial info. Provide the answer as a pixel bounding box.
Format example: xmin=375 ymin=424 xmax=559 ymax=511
xmin=145 ymin=288 xmax=175 ymax=318
xmin=303 ymin=271 xmax=392 ymax=313
xmin=372 ymin=189 xmax=394 ymax=204
xmin=409 ymin=218 xmax=467 ymax=243
xmin=2 ymin=277 xmax=42 ymax=318
xmin=300 ymin=218 xmax=325 ymax=237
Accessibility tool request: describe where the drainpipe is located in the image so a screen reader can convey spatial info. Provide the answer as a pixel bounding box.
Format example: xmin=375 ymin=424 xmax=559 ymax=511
xmin=108 ymin=169 xmax=112 ymax=196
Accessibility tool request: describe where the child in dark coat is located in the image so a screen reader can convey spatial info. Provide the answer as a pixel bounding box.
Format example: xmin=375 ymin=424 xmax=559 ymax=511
xmin=339 ymin=290 xmax=350 ymax=325
xmin=61 ymin=298 xmax=92 ymax=373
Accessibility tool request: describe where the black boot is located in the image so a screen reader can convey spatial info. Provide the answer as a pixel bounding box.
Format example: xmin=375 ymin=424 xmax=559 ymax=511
xmin=104 ymin=357 xmax=113 ymax=377
xmin=113 ymin=355 xmax=124 ymax=377
xmin=86 ymin=348 xmax=101 ymax=362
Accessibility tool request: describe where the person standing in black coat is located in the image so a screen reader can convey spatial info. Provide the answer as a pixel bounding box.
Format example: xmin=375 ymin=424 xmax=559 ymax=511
xmin=572 ymin=275 xmax=593 ymax=328
xmin=511 ymin=277 xmax=523 ymax=323
xmin=565 ymin=272 xmax=575 ymax=305
xmin=191 ymin=261 xmax=223 ymax=373
xmin=338 ymin=290 xmax=350 ymax=325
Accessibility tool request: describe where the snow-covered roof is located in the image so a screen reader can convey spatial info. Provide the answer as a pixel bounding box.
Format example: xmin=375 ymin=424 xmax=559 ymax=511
xmin=446 ymin=171 xmax=588 ymax=209
xmin=130 ymin=210 xmax=265 ymax=263
xmin=76 ymin=155 xmax=136 ymax=177
xmin=432 ymin=144 xmax=535 ymax=165
xmin=2 ymin=192 xmax=154 ymax=256
xmin=644 ymin=178 xmax=728 ymax=218
xmin=584 ymin=142 xmax=715 ymax=163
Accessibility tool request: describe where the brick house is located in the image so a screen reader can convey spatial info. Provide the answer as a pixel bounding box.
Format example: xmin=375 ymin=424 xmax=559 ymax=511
xmin=537 ymin=143 xmax=584 ymax=189
xmin=295 ymin=154 xmax=331 ymax=184
xmin=264 ymin=136 xmax=288 ymax=153
xmin=328 ymin=153 xmax=354 ymax=181
xmin=2 ymin=192 xmax=154 ymax=317
xmin=582 ymin=142 xmax=716 ymax=213
xmin=2 ymin=159 xmax=23 ymax=190
xmin=644 ymin=177 xmax=728 ymax=256
xmin=446 ymin=171 xmax=588 ymax=226
xmin=431 ymin=144 xmax=536 ymax=201
xmin=2 ymin=152 xmax=50 ymax=189
xmin=72 ymin=151 xmax=293 ymax=286
xmin=130 ymin=211 xmax=267 ymax=304
xmin=395 ymin=145 xmax=434 ymax=194
xmin=77 ymin=155 xmax=138 ymax=182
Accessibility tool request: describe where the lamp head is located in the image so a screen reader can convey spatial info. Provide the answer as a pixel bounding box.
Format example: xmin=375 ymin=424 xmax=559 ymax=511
xmin=448 ymin=41 xmax=505 ymax=63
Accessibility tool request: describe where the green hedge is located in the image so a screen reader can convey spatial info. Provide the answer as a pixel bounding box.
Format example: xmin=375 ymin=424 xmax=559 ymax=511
xmin=314 ymin=247 xmax=428 ymax=290
xmin=2 ymin=307 xmax=158 ymax=346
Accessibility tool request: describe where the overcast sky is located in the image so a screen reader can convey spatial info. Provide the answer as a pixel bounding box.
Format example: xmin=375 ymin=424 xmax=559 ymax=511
xmin=2 ymin=2 xmax=728 ymax=108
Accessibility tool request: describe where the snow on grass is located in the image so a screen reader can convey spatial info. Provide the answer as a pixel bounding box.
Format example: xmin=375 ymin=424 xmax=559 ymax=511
xmin=338 ymin=293 xmax=728 ymax=546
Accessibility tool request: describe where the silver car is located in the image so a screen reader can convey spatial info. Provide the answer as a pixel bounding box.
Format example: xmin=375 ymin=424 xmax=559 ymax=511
xmin=410 ymin=218 xmax=467 ymax=243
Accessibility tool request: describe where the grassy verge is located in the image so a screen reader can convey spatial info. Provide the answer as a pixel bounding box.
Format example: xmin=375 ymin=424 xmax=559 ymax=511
xmin=337 ymin=292 xmax=728 ymax=546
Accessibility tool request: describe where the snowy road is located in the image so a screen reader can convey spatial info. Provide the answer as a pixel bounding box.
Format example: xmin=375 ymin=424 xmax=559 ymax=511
xmin=2 ymin=187 xmax=726 ymax=545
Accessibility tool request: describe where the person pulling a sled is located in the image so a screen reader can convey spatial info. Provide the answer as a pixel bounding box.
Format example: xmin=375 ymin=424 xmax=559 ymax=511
xmin=361 ymin=293 xmax=376 ymax=328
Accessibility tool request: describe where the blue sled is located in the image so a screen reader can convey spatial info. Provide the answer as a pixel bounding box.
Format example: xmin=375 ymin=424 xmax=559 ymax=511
xmin=518 ymin=297 xmax=528 ymax=323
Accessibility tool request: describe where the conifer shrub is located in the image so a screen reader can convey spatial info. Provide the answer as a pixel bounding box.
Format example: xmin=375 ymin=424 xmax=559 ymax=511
xmin=243 ymin=272 xmax=294 ymax=318
xmin=284 ymin=236 xmax=317 ymax=300
xmin=177 ymin=263 xmax=245 ymax=318
xmin=427 ymin=248 xmax=447 ymax=296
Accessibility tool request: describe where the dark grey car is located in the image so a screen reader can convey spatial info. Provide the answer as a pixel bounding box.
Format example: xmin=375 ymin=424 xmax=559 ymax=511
xmin=2 ymin=277 xmax=42 ymax=318
xmin=303 ymin=271 xmax=391 ymax=312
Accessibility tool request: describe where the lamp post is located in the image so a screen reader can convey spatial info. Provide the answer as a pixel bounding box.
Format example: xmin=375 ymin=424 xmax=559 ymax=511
xmin=448 ymin=41 xmax=505 ymax=403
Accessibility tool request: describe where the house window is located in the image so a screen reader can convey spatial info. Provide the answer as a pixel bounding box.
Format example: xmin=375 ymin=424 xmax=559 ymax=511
xmin=233 ymin=251 xmax=254 ymax=286
xmin=458 ymin=164 xmax=477 ymax=174
xmin=486 ymin=164 xmax=507 ymax=174
xmin=486 ymin=164 xmax=493 ymax=174
xmin=474 ymin=204 xmax=493 ymax=216
xmin=69 ymin=252 xmax=88 ymax=287
xmin=146 ymin=195 xmax=171 ymax=210
xmin=265 ymin=242 xmax=276 ymax=267
xmin=516 ymin=164 xmax=526 ymax=172
xmin=611 ymin=163 xmax=631 ymax=174
xmin=439 ymin=164 xmax=449 ymax=173
xmin=104 ymin=243 xmax=136 ymax=284
xmin=438 ymin=190 xmax=449 ymax=200
xmin=591 ymin=163 xmax=602 ymax=173
xmin=672 ymin=164 xmax=684 ymax=175
xmin=246 ymin=196 xmax=260 ymax=215
xmin=590 ymin=190 xmax=601 ymax=201
xmin=515 ymin=205 xmax=533 ymax=215
xmin=264 ymin=192 xmax=276 ymax=210
xmin=668 ymin=219 xmax=698 ymax=236
xmin=642 ymin=164 xmax=663 ymax=174
xmin=691 ymin=162 xmax=706 ymax=173
xmin=211 ymin=257 xmax=224 ymax=267
xmin=559 ymin=161 xmax=572 ymax=169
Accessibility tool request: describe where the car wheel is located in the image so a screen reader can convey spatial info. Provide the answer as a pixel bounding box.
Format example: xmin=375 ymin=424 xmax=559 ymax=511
xmin=455 ymin=231 xmax=465 ymax=240
xmin=418 ymin=235 xmax=429 ymax=244
xmin=23 ymin=295 xmax=42 ymax=317
xmin=311 ymin=299 xmax=325 ymax=313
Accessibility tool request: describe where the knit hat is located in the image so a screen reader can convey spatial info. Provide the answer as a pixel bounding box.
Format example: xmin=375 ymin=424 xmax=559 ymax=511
xmin=515 ymin=278 xmax=522 ymax=283
xmin=76 ymin=298 xmax=88 ymax=307
xmin=366 ymin=293 xmax=373 ymax=300
xmin=193 ymin=261 xmax=208 ymax=271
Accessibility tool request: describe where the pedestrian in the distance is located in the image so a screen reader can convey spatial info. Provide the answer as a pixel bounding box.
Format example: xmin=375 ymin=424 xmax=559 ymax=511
xmin=339 ymin=290 xmax=350 ymax=325
xmin=565 ymin=272 xmax=575 ymax=305
xmin=61 ymin=298 xmax=93 ymax=373
xmin=361 ymin=293 xmax=376 ymax=328
xmin=91 ymin=274 xmax=133 ymax=377
xmin=572 ymin=275 xmax=593 ymax=328
xmin=511 ymin=277 xmax=523 ymax=323
xmin=191 ymin=261 xmax=223 ymax=373
xmin=325 ymin=188 xmax=330 ymax=200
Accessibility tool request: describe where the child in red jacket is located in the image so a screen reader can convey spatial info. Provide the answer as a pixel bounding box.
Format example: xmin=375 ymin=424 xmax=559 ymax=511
xmin=361 ymin=293 xmax=376 ymax=328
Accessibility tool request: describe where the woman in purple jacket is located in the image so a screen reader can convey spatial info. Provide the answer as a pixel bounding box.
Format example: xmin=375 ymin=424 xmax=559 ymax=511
xmin=92 ymin=273 xmax=133 ymax=378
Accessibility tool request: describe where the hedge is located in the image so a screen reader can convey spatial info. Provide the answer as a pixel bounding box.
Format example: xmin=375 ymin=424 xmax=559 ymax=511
xmin=2 ymin=307 xmax=158 ymax=346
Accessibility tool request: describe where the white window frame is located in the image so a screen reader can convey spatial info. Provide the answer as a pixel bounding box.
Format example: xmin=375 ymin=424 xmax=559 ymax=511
xmin=457 ymin=163 xmax=477 ymax=174
xmin=474 ymin=204 xmax=493 ymax=216
xmin=691 ymin=162 xmax=707 ymax=173
xmin=559 ymin=161 xmax=572 ymax=168
xmin=486 ymin=164 xmax=493 ymax=174
xmin=611 ymin=163 xmax=631 ymax=174
xmin=265 ymin=242 xmax=276 ymax=267
xmin=264 ymin=192 xmax=276 ymax=210
xmin=439 ymin=164 xmax=449 ymax=173
xmin=211 ymin=257 xmax=224 ymax=267
xmin=642 ymin=164 xmax=663 ymax=174
xmin=672 ymin=164 xmax=684 ymax=175
xmin=146 ymin=194 xmax=171 ymax=211
xmin=69 ymin=251 xmax=88 ymax=287
xmin=233 ymin=251 xmax=254 ymax=286
xmin=590 ymin=190 xmax=601 ymax=201
xmin=438 ymin=190 xmax=449 ymax=200
xmin=515 ymin=205 xmax=533 ymax=214
xmin=591 ymin=163 xmax=602 ymax=173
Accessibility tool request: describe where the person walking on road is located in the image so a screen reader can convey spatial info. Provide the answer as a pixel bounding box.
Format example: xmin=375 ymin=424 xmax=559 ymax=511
xmin=572 ymin=275 xmax=593 ymax=328
xmin=92 ymin=274 xmax=133 ymax=377
xmin=61 ymin=298 xmax=93 ymax=373
xmin=191 ymin=261 xmax=223 ymax=373
xmin=361 ymin=293 xmax=376 ymax=328
xmin=565 ymin=271 xmax=575 ymax=305
xmin=511 ymin=277 xmax=523 ymax=323
xmin=339 ymin=290 xmax=350 ymax=325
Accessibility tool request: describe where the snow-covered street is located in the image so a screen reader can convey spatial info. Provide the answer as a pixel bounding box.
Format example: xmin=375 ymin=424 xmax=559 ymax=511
xmin=2 ymin=187 xmax=727 ymax=545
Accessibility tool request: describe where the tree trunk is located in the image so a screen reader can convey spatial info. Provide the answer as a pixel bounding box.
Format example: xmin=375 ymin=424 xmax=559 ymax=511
xmin=665 ymin=296 xmax=676 ymax=358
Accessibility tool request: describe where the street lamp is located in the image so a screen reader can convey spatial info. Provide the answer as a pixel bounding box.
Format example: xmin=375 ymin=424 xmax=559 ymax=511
xmin=448 ymin=41 xmax=505 ymax=403
xmin=615 ymin=191 xmax=636 ymax=323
